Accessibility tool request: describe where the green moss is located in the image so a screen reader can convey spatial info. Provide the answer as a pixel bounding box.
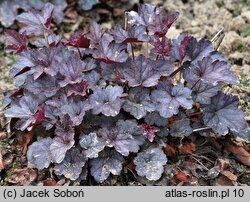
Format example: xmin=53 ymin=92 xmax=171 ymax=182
xmin=239 ymin=74 xmax=250 ymax=87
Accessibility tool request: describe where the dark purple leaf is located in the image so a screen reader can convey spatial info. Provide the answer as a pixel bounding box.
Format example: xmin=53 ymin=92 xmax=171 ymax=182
xmin=64 ymin=32 xmax=90 ymax=48
xmin=66 ymin=81 xmax=88 ymax=97
xmin=33 ymin=34 xmax=61 ymax=47
xmin=191 ymin=80 xmax=220 ymax=104
xmin=123 ymin=55 xmax=161 ymax=87
xmin=54 ymin=147 xmax=86 ymax=180
xmin=5 ymin=30 xmax=27 ymax=54
xmin=134 ymin=147 xmax=167 ymax=181
xmin=122 ymin=87 xmax=155 ymax=119
xmin=150 ymin=36 xmax=172 ymax=58
xmin=79 ymin=132 xmax=105 ymax=158
xmin=5 ymin=94 xmax=44 ymax=131
xmin=170 ymin=34 xmax=191 ymax=61
xmin=27 ymin=137 xmax=53 ymax=169
xmin=16 ymin=3 xmax=54 ymax=36
xmin=140 ymin=123 xmax=160 ymax=142
xmin=98 ymin=120 xmax=144 ymax=156
xmin=185 ymin=38 xmax=214 ymax=62
xmin=29 ymin=104 xmax=46 ymax=127
xmin=50 ymin=116 xmax=75 ymax=163
xmin=184 ymin=56 xmax=238 ymax=85
xmin=89 ymin=85 xmax=125 ymax=117
xmin=148 ymin=11 xmax=179 ymax=37
xmin=170 ymin=119 xmax=193 ymax=137
xmin=151 ymin=78 xmax=193 ymax=118
xmin=10 ymin=51 xmax=34 ymax=78
xmin=203 ymin=92 xmax=248 ymax=135
xmin=144 ymin=112 xmax=169 ymax=127
xmin=110 ymin=24 xmax=149 ymax=43
xmin=89 ymin=149 xmax=124 ymax=183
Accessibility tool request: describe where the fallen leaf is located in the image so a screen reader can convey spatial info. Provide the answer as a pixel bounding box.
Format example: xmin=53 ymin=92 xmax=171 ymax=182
xmin=21 ymin=132 xmax=33 ymax=155
xmin=164 ymin=144 xmax=177 ymax=156
xmin=8 ymin=168 xmax=38 ymax=185
xmin=175 ymin=170 xmax=189 ymax=182
xmin=220 ymin=170 xmax=237 ymax=181
xmin=43 ymin=178 xmax=65 ymax=186
xmin=179 ymin=143 xmax=196 ymax=154
xmin=215 ymin=175 xmax=234 ymax=186
xmin=0 ymin=132 xmax=7 ymax=140
xmin=43 ymin=178 xmax=57 ymax=186
xmin=0 ymin=152 xmax=3 ymax=171
xmin=181 ymin=160 xmax=204 ymax=176
xmin=217 ymin=159 xmax=230 ymax=170
xmin=225 ymin=139 xmax=250 ymax=167
xmin=2 ymin=153 xmax=14 ymax=169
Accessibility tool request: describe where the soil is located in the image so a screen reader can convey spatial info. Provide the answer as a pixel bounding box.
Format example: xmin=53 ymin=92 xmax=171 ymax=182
xmin=0 ymin=0 xmax=250 ymax=186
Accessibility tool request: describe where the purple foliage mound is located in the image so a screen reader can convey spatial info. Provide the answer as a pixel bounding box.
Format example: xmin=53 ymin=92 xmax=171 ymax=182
xmin=2 ymin=3 xmax=249 ymax=182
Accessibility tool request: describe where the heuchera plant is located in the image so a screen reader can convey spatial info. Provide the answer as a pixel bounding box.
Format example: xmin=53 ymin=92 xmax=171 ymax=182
xmin=1 ymin=3 xmax=250 ymax=183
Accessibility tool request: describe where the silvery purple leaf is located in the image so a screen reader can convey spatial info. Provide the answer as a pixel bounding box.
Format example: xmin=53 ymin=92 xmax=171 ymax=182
xmin=83 ymin=70 xmax=100 ymax=90
xmin=79 ymin=132 xmax=105 ymax=158
xmin=50 ymin=136 xmax=75 ymax=164
xmin=89 ymin=85 xmax=124 ymax=117
xmin=27 ymin=137 xmax=53 ymax=169
xmin=98 ymin=120 xmax=144 ymax=156
xmin=54 ymin=147 xmax=87 ymax=180
xmin=58 ymin=52 xmax=85 ymax=87
xmin=231 ymin=128 xmax=250 ymax=139
xmin=170 ymin=119 xmax=193 ymax=137
xmin=78 ymin=0 xmax=99 ymax=11
xmin=191 ymin=80 xmax=220 ymax=104
xmin=151 ymin=78 xmax=193 ymax=118
xmin=128 ymin=4 xmax=161 ymax=28
xmin=26 ymin=75 xmax=59 ymax=98
xmin=86 ymin=21 xmax=105 ymax=45
xmin=183 ymin=56 xmax=238 ymax=85
xmin=5 ymin=94 xmax=43 ymax=131
xmin=16 ymin=3 xmax=54 ymax=36
xmin=93 ymin=35 xmax=128 ymax=64
xmin=51 ymin=0 xmax=67 ymax=24
xmin=89 ymin=149 xmax=124 ymax=183
xmin=0 ymin=0 xmax=19 ymax=27
xmin=203 ymin=92 xmax=248 ymax=135
xmin=123 ymin=55 xmax=161 ymax=87
xmin=123 ymin=87 xmax=155 ymax=120
xmin=134 ymin=147 xmax=167 ymax=181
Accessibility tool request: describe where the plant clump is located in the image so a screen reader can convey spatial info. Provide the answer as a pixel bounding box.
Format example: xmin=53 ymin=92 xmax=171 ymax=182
xmin=1 ymin=3 xmax=249 ymax=183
